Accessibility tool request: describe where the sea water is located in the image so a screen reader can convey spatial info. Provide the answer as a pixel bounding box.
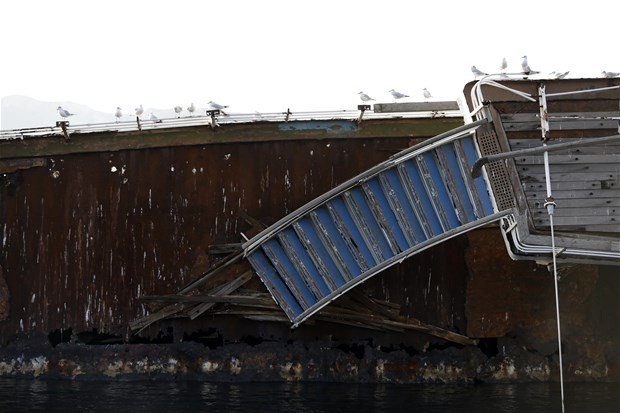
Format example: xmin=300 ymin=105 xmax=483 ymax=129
xmin=0 ymin=379 xmax=618 ymax=412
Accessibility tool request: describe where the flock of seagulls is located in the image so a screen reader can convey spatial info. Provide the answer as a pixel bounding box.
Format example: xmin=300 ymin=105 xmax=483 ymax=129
xmin=358 ymin=88 xmax=434 ymax=103
xmin=471 ymin=56 xmax=620 ymax=80
xmin=57 ymin=101 xmax=228 ymax=122
xmin=55 ymin=61 xmax=619 ymax=122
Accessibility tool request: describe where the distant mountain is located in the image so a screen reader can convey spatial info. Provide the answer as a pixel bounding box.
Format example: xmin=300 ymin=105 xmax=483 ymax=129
xmin=1 ymin=95 xmax=113 ymax=130
xmin=0 ymin=96 xmax=185 ymax=131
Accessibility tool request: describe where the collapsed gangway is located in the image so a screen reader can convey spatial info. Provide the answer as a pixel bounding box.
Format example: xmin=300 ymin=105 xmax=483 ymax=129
xmin=242 ymin=119 xmax=510 ymax=326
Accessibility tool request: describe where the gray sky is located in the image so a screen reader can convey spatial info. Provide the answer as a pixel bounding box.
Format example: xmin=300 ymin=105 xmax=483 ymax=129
xmin=1 ymin=0 xmax=618 ymax=120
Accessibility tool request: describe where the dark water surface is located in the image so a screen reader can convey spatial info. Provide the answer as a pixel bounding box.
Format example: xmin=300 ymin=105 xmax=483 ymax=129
xmin=0 ymin=379 xmax=619 ymax=412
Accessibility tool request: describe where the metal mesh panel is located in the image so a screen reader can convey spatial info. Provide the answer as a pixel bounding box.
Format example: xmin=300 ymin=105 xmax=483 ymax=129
xmin=475 ymin=128 xmax=515 ymax=211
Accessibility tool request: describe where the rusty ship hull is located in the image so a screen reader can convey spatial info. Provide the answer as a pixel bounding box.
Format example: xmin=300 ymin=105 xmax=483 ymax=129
xmin=0 ymin=80 xmax=618 ymax=382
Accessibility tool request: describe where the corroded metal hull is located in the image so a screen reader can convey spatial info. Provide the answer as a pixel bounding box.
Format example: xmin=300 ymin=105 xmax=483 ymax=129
xmin=0 ymin=97 xmax=618 ymax=381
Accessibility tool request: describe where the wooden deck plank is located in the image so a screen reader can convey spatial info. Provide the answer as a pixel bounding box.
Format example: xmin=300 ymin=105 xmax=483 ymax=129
xmin=525 ymin=189 xmax=620 ymax=199
xmin=515 ymin=154 xmax=620 ymax=165
xmin=502 ymin=119 xmax=618 ymax=132
xmin=517 ymin=163 xmax=620 ymax=175
xmin=529 ymin=205 xmax=618 ymax=217
xmin=522 ymin=179 xmax=618 ymax=191
xmin=532 ymin=216 xmax=619 ymax=225
xmin=519 ymin=171 xmax=619 ymax=183
xmin=528 ymin=197 xmax=620 ymax=209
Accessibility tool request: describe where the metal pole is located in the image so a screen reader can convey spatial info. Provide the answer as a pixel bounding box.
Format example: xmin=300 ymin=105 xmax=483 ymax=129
xmin=539 ymin=83 xmax=565 ymax=413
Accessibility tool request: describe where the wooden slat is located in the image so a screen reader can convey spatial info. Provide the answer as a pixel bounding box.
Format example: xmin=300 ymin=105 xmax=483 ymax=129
xmin=517 ymin=162 xmax=620 ymax=175
xmin=525 ymin=189 xmax=620 ymax=199
xmin=509 ymin=142 xmax=620 ymax=156
xmin=519 ymin=172 xmax=619 ymax=183
xmin=187 ymin=271 xmax=254 ymax=320
xmin=522 ymin=179 xmax=619 ymax=191
xmin=534 ymin=222 xmax=619 ymax=233
xmin=208 ymin=243 xmax=243 ymax=255
xmin=502 ymin=112 xmax=619 ymax=132
xmin=502 ymin=119 xmax=618 ymax=132
xmin=533 ymin=216 xmax=619 ymax=225
xmin=527 ymin=197 xmax=620 ymax=208
xmin=516 ymin=154 xmax=620 ymax=165
xmin=529 ymin=206 xmax=618 ymax=217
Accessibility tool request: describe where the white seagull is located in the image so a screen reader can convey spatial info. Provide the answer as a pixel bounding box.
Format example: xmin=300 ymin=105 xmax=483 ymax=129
xmin=422 ymin=88 xmax=432 ymax=101
xmin=135 ymin=104 xmax=144 ymax=119
xmin=114 ymin=107 xmax=123 ymax=122
xmin=551 ymin=71 xmax=570 ymax=79
xmin=520 ymin=55 xmax=540 ymax=75
xmin=602 ymin=71 xmax=620 ymax=78
xmin=389 ymin=89 xmax=409 ymax=100
xmin=57 ymin=106 xmax=75 ymax=118
xmin=500 ymin=57 xmax=508 ymax=72
xmin=471 ymin=65 xmax=488 ymax=77
xmin=187 ymin=102 xmax=196 ymax=116
xmin=149 ymin=112 xmax=161 ymax=123
xmin=174 ymin=106 xmax=183 ymax=118
xmin=207 ymin=101 xmax=229 ymax=115
xmin=521 ymin=55 xmax=531 ymax=73
xmin=358 ymin=91 xmax=375 ymax=102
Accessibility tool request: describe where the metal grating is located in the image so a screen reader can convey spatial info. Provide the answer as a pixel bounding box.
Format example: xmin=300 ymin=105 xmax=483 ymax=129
xmin=475 ymin=128 xmax=515 ymax=211
xmin=244 ymin=121 xmax=509 ymax=326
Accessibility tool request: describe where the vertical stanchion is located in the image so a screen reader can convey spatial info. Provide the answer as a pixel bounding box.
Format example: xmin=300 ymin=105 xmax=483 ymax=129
xmin=539 ymin=83 xmax=565 ymax=413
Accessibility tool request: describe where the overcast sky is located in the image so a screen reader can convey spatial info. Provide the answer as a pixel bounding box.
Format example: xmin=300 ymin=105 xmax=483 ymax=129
xmin=1 ymin=0 xmax=618 ymax=120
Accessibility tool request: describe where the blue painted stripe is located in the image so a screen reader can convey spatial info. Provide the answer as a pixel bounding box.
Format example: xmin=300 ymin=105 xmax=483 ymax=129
xmin=294 ymin=216 xmax=347 ymax=289
xmin=460 ymin=136 xmax=494 ymax=216
xmin=346 ymin=187 xmax=394 ymax=260
xmin=278 ymin=227 xmax=332 ymax=298
xmin=312 ymin=206 xmax=362 ymax=280
xmin=418 ymin=151 xmax=459 ymax=231
xmin=261 ymin=238 xmax=317 ymax=309
xmin=381 ymin=168 xmax=427 ymax=244
xmin=401 ymin=160 xmax=444 ymax=236
xmin=437 ymin=144 xmax=476 ymax=223
xmin=327 ymin=198 xmax=375 ymax=270
xmin=365 ymin=177 xmax=410 ymax=252
xmin=246 ymin=249 xmax=303 ymax=319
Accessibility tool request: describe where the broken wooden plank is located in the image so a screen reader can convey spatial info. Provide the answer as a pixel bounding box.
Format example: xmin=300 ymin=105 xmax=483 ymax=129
xmin=208 ymin=243 xmax=243 ymax=255
xmin=187 ymin=271 xmax=254 ymax=319
xmin=129 ymin=302 xmax=187 ymax=333
xmin=138 ymin=293 xmax=268 ymax=305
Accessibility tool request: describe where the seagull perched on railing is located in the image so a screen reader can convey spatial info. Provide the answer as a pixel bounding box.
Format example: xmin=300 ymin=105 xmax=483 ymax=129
xmin=500 ymin=57 xmax=508 ymax=72
xmin=135 ymin=104 xmax=144 ymax=119
xmin=602 ymin=71 xmax=620 ymax=78
xmin=358 ymin=91 xmax=375 ymax=102
xmin=551 ymin=71 xmax=570 ymax=79
xmin=57 ymin=106 xmax=75 ymax=118
xmin=521 ymin=55 xmax=539 ymax=75
xmin=389 ymin=89 xmax=409 ymax=100
xmin=422 ymin=88 xmax=432 ymax=101
xmin=149 ymin=112 xmax=161 ymax=123
xmin=207 ymin=101 xmax=228 ymax=115
xmin=471 ymin=65 xmax=488 ymax=77
xmin=187 ymin=102 xmax=196 ymax=116
xmin=174 ymin=106 xmax=183 ymax=118
xmin=114 ymin=107 xmax=123 ymax=122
